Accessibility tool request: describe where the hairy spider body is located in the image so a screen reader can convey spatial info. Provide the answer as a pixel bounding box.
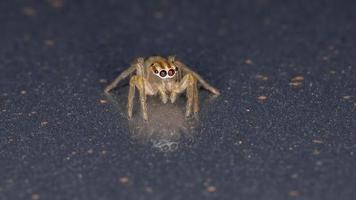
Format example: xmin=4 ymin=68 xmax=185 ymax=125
xmin=105 ymin=56 xmax=220 ymax=120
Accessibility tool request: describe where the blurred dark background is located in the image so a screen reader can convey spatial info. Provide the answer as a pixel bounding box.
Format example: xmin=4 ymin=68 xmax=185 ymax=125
xmin=0 ymin=0 xmax=355 ymax=199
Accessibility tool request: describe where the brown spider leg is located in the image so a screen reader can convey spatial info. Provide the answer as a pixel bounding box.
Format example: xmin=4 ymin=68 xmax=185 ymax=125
xmin=168 ymin=56 xmax=220 ymax=95
xmin=172 ymin=73 xmax=197 ymax=117
xmin=193 ymin=80 xmax=199 ymax=114
xmin=128 ymin=75 xmax=149 ymax=120
xmin=104 ymin=57 xmax=144 ymax=93
xmin=186 ymin=83 xmax=194 ymax=117
xmin=137 ymin=77 xmax=148 ymax=120
xmin=127 ymin=76 xmax=136 ymax=119
xmin=135 ymin=58 xmax=148 ymax=120
xmin=105 ymin=65 xmax=135 ymax=93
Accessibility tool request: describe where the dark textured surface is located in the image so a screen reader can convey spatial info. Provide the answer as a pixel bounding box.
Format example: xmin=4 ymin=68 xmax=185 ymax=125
xmin=1 ymin=0 xmax=356 ymax=200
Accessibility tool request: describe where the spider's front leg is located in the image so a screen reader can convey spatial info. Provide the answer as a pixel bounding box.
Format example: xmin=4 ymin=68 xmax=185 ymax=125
xmin=172 ymin=73 xmax=199 ymax=117
xmin=128 ymin=75 xmax=148 ymax=120
xmin=126 ymin=58 xmax=150 ymax=120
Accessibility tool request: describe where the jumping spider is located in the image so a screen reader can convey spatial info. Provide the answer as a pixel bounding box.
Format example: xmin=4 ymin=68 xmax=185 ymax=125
xmin=105 ymin=56 xmax=220 ymax=120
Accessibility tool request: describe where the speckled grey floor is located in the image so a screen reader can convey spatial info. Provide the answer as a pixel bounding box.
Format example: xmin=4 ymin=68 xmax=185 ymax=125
xmin=0 ymin=0 xmax=355 ymax=200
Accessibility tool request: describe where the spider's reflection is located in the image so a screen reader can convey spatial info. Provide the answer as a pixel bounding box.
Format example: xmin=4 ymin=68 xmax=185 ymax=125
xmin=128 ymin=99 xmax=199 ymax=152
xmin=105 ymin=93 xmax=199 ymax=152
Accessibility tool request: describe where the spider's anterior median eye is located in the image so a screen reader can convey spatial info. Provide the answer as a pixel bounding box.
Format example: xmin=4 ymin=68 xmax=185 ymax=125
xmin=159 ymin=70 xmax=167 ymax=77
xmin=168 ymin=69 xmax=175 ymax=76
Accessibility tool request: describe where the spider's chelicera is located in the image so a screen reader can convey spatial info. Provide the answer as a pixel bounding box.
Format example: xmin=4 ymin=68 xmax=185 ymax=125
xmin=105 ymin=56 xmax=220 ymax=120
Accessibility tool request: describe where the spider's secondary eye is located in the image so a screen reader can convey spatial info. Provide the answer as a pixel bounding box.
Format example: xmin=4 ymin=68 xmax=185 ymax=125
xmin=159 ymin=70 xmax=167 ymax=77
xmin=154 ymin=70 xmax=158 ymax=74
xmin=168 ymin=69 xmax=175 ymax=76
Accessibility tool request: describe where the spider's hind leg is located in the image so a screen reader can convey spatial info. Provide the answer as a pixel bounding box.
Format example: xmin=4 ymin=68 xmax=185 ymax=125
xmin=104 ymin=57 xmax=144 ymax=93
xmin=168 ymin=56 xmax=220 ymax=95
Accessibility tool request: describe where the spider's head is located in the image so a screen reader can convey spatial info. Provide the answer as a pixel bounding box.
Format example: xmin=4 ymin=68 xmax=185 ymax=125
xmin=150 ymin=59 xmax=178 ymax=79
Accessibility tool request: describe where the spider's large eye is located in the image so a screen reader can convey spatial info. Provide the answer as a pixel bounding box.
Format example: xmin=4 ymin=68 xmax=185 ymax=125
xmin=168 ymin=69 xmax=175 ymax=76
xmin=159 ymin=70 xmax=167 ymax=77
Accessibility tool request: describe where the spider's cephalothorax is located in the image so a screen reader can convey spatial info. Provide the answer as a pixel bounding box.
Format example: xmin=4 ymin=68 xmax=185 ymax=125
xmin=105 ymin=56 xmax=220 ymax=120
xmin=149 ymin=57 xmax=177 ymax=79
